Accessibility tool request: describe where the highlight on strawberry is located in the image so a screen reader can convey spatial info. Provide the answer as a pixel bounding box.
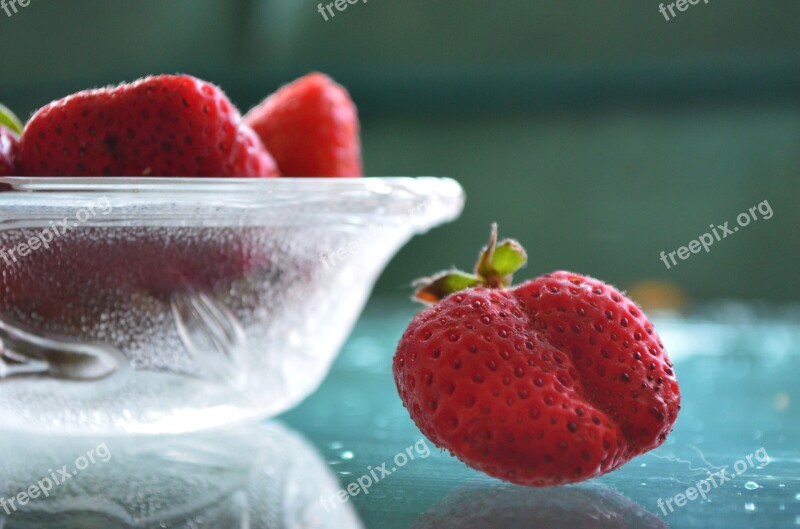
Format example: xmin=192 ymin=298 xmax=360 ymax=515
xmin=393 ymin=225 xmax=681 ymax=486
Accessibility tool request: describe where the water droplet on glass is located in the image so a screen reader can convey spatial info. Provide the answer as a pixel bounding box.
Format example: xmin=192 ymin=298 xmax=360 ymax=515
xmin=744 ymin=481 xmax=759 ymax=490
xmin=744 ymin=502 xmax=755 ymax=512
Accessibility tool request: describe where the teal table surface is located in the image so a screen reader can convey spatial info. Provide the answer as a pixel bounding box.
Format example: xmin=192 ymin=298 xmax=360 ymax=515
xmin=1 ymin=297 xmax=798 ymax=529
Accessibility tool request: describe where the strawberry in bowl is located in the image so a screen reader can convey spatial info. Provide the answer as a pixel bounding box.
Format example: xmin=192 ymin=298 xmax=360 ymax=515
xmin=0 ymin=103 xmax=23 ymax=178
xmin=0 ymin=125 xmax=20 ymax=177
xmin=245 ymin=72 xmax=362 ymax=177
xmin=20 ymin=75 xmax=280 ymax=178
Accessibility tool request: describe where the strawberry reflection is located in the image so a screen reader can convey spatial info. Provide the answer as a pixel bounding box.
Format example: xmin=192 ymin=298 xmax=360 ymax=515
xmin=0 ymin=422 xmax=363 ymax=529
xmin=411 ymin=483 xmax=666 ymax=529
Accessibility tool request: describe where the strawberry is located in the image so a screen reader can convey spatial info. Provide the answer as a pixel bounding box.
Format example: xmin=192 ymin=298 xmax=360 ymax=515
xmin=224 ymin=124 xmax=281 ymax=178
xmin=19 ymin=75 xmax=280 ymax=177
xmin=244 ymin=73 xmax=363 ymax=177
xmin=0 ymin=125 xmax=20 ymax=177
xmin=0 ymin=104 xmax=23 ymax=177
xmin=393 ymin=226 xmax=680 ymax=486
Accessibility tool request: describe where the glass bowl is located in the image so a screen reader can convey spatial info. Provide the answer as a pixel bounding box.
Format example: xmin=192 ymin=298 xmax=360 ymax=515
xmin=0 ymin=177 xmax=464 ymax=436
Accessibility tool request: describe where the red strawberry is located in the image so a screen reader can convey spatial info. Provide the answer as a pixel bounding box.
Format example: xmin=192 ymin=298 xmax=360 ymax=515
xmin=244 ymin=73 xmax=362 ymax=177
xmin=225 ymin=124 xmax=280 ymax=178
xmin=20 ymin=75 xmax=279 ymax=177
xmin=393 ymin=226 xmax=680 ymax=486
xmin=0 ymin=104 xmax=23 ymax=178
xmin=0 ymin=125 xmax=20 ymax=176
xmin=0 ymin=103 xmax=24 ymax=182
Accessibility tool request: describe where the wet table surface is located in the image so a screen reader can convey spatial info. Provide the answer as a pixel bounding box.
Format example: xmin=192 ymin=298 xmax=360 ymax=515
xmin=1 ymin=298 xmax=799 ymax=528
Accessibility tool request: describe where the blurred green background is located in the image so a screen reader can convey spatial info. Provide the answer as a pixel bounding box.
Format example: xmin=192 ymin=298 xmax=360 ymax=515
xmin=2 ymin=0 xmax=798 ymax=302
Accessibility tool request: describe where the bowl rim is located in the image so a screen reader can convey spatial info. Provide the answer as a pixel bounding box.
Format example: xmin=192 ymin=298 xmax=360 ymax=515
xmin=0 ymin=176 xmax=458 ymax=194
xmin=0 ymin=176 xmax=466 ymax=229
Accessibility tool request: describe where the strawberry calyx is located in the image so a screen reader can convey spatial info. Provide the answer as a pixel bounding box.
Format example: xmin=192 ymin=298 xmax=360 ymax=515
xmin=0 ymin=104 xmax=23 ymax=136
xmin=413 ymin=223 xmax=527 ymax=305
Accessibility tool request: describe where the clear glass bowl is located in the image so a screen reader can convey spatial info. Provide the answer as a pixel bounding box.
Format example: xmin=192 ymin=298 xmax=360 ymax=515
xmin=0 ymin=177 xmax=464 ymax=436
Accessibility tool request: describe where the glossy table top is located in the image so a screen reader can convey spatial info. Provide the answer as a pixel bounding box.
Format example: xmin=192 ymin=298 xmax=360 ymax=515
xmin=1 ymin=298 xmax=798 ymax=528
